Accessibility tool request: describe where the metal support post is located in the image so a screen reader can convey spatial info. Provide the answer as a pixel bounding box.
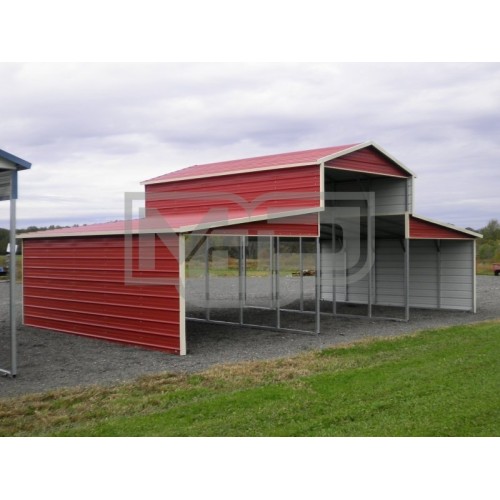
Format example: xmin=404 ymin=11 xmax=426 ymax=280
xmin=205 ymin=236 xmax=210 ymax=321
xmin=367 ymin=201 xmax=374 ymax=319
xmin=436 ymin=239 xmax=441 ymax=309
xmin=471 ymin=240 xmax=477 ymax=313
xmin=270 ymin=236 xmax=274 ymax=308
xmin=315 ymin=237 xmax=321 ymax=334
xmin=239 ymin=236 xmax=244 ymax=325
xmin=299 ymin=237 xmax=304 ymax=311
xmin=404 ymin=238 xmax=410 ymax=321
xmin=242 ymin=235 xmax=247 ymax=306
xmin=331 ymin=217 xmax=336 ymax=315
xmin=10 ymin=195 xmax=16 ymax=376
xmin=275 ymin=237 xmax=280 ymax=329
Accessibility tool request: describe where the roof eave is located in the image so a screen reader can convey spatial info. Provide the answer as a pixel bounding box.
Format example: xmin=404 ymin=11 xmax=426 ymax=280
xmin=0 ymin=149 xmax=32 ymax=170
xmin=20 ymin=207 xmax=323 ymax=239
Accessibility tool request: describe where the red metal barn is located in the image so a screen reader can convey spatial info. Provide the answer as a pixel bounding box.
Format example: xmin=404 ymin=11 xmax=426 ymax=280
xmin=21 ymin=141 xmax=481 ymax=355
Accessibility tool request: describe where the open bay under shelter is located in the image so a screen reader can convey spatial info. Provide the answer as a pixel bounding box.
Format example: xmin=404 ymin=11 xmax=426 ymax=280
xmin=20 ymin=141 xmax=481 ymax=355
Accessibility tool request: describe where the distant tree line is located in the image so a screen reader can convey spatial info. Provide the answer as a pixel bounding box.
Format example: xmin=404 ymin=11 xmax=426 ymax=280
xmin=0 ymin=224 xmax=77 ymax=254
xmin=476 ymin=219 xmax=500 ymax=261
xmin=0 ymin=228 xmax=9 ymax=255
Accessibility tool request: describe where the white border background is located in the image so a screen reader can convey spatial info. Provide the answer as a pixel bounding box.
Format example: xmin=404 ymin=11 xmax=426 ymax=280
xmin=2 ymin=1 xmax=497 ymax=498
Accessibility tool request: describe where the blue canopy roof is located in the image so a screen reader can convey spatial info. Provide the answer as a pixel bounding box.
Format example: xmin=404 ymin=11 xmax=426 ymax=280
xmin=0 ymin=148 xmax=32 ymax=170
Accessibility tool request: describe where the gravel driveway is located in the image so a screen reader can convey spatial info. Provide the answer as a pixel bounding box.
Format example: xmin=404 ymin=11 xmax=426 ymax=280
xmin=1 ymin=275 xmax=499 ymax=399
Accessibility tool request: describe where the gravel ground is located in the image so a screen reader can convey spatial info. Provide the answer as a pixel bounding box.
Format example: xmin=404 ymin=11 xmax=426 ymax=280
xmin=1 ymin=275 xmax=499 ymax=399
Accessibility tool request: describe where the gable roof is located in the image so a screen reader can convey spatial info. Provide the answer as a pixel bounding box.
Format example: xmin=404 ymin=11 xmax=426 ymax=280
xmin=142 ymin=141 xmax=416 ymax=185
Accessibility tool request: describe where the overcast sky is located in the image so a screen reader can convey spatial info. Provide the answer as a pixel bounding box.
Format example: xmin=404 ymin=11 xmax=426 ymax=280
xmin=1 ymin=62 xmax=499 ymax=230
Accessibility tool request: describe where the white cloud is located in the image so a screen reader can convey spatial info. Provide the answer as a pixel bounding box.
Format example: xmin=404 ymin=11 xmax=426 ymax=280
xmin=0 ymin=62 xmax=499 ymax=230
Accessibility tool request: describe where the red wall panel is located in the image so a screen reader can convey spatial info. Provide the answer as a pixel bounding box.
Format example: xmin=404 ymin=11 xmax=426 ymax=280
xmin=326 ymin=146 xmax=411 ymax=178
xmin=23 ymin=234 xmax=183 ymax=354
xmin=145 ymin=165 xmax=321 ymax=224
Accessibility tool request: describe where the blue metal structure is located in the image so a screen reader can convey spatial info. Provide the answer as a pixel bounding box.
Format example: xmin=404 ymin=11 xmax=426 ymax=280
xmin=0 ymin=148 xmax=31 ymax=377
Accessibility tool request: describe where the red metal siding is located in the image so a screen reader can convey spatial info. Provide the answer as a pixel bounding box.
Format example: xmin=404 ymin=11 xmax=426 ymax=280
xmin=145 ymin=165 xmax=321 ymax=228
xmin=208 ymin=213 xmax=319 ymax=236
xmin=409 ymin=216 xmax=475 ymax=239
xmin=326 ymin=146 xmax=411 ymax=178
xmin=23 ymin=234 xmax=183 ymax=354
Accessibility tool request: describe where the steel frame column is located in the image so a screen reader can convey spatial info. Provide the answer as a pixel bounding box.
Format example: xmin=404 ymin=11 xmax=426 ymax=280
xmin=331 ymin=215 xmax=336 ymax=316
xmin=471 ymin=239 xmax=477 ymax=313
xmin=315 ymin=237 xmax=321 ymax=334
xmin=299 ymin=237 xmax=304 ymax=311
xmin=275 ymin=237 xmax=280 ymax=329
xmin=1 ymin=171 xmax=17 ymax=378
xmin=10 ymin=193 xmax=16 ymax=376
xmin=242 ymin=235 xmax=247 ymax=306
xmin=239 ymin=235 xmax=244 ymax=325
xmin=205 ymin=236 xmax=210 ymax=321
xmin=367 ymin=198 xmax=374 ymax=319
xmin=404 ymin=237 xmax=410 ymax=321
xmin=269 ymin=236 xmax=274 ymax=309
xmin=436 ymin=239 xmax=441 ymax=309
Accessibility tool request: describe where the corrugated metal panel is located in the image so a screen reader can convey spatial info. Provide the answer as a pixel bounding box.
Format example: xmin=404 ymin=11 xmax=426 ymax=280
xmin=440 ymin=240 xmax=474 ymax=310
xmin=409 ymin=216 xmax=476 ymax=239
xmin=0 ymin=171 xmax=11 ymax=200
xmin=333 ymin=177 xmax=409 ymax=215
xmin=143 ymin=144 xmax=357 ymax=184
xmin=375 ymin=239 xmax=405 ymax=306
xmin=209 ymin=213 xmax=319 ymax=236
xmin=326 ymin=146 xmax=412 ymax=178
xmin=146 ymin=165 xmax=321 ymax=228
xmin=409 ymin=240 xmax=439 ymax=308
xmin=320 ymin=241 xmax=347 ymax=302
xmin=346 ymin=240 xmax=369 ymax=304
xmin=320 ymin=235 xmax=370 ymax=305
xmin=23 ymin=234 xmax=184 ymax=354
xmin=406 ymin=178 xmax=413 ymax=213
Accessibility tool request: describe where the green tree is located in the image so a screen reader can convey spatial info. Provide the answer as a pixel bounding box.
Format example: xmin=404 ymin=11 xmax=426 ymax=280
xmin=481 ymin=219 xmax=500 ymax=241
xmin=0 ymin=228 xmax=9 ymax=254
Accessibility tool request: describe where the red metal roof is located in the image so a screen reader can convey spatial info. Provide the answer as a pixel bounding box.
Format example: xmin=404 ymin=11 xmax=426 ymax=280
xmin=20 ymin=206 xmax=322 ymax=238
xmin=409 ymin=215 xmax=481 ymax=239
xmin=142 ymin=143 xmax=360 ymax=185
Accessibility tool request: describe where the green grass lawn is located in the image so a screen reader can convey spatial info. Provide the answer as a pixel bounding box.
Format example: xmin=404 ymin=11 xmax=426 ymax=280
xmin=1 ymin=321 xmax=499 ymax=436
